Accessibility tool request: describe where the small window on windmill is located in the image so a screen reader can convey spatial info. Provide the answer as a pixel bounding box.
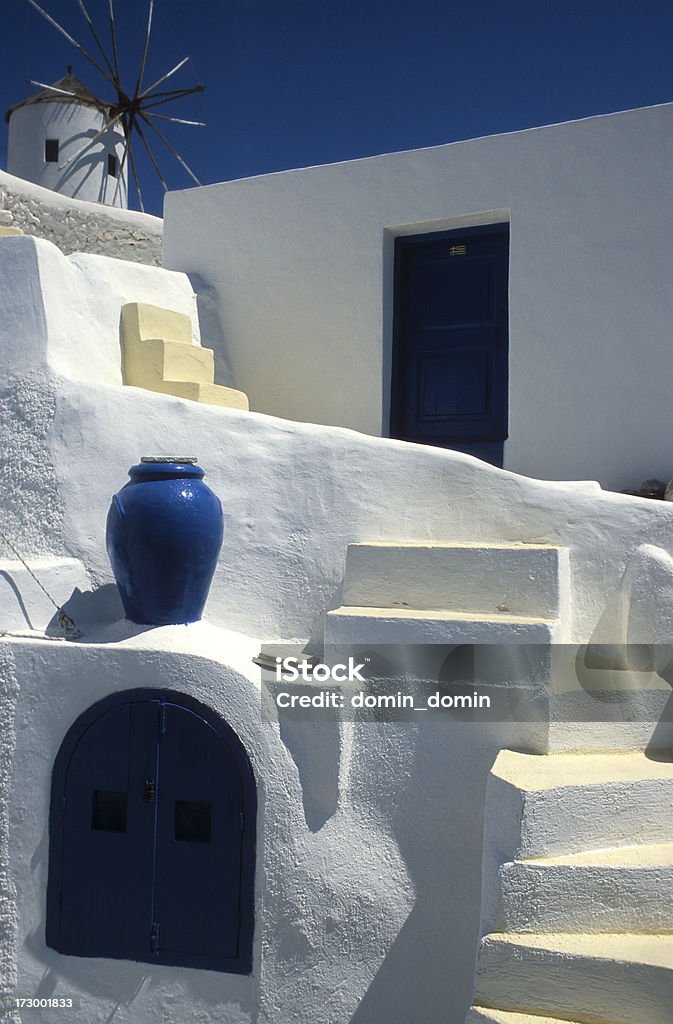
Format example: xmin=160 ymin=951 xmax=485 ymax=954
xmin=45 ymin=139 xmax=59 ymax=163
xmin=108 ymin=153 xmax=118 ymax=178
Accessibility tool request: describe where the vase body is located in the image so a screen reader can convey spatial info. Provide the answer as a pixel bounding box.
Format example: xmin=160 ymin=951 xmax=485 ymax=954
xmin=106 ymin=460 xmax=223 ymax=625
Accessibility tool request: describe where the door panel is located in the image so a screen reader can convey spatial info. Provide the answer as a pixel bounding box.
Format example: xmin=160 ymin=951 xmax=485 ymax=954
xmin=57 ymin=702 xmax=156 ymax=959
xmin=153 ymin=704 xmax=244 ymax=960
xmin=391 ymin=225 xmax=509 ymax=466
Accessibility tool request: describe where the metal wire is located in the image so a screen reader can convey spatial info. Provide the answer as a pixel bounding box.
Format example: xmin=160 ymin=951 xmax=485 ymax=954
xmin=0 ymin=528 xmax=80 ymax=639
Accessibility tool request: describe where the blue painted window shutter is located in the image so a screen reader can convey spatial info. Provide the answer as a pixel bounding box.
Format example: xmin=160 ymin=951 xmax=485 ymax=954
xmin=46 ymin=690 xmax=256 ymax=974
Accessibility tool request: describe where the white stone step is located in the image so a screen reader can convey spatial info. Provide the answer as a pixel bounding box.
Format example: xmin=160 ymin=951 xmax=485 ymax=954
xmin=324 ymin=607 xmax=560 ymax=692
xmin=325 ymin=606 xmax=560 ymax=646
xmin=0 ymin=557 xmax=89 ymax=632
xmin=475 ymin=932 xmax=673 ymax=1024
xmin=466 ymin=1008 xmax=607 ymax=1024
xmin=487 ymin=749 xmax=673 ymax=859
xmin=499 ymin=843 xmax=673 ymax=933
xmin=341 ymin=542 xmax=569 ymax=621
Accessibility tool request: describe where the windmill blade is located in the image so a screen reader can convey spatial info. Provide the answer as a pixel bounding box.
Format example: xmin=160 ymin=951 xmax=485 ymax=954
xmin=108 ymin=0 xmax=121 ymax=81
xmin=75 ymin=0 xmax=117 ymax=80
xmin=142 ymin=85 xmax=204 ymax=102
xmin=24 ymin=0 xmax=119 ymax=92
xmin=58 ymin=113 xmax=123 ymax=171
xmin=135 ymin=119 xmax=169 ymax=192
xmin=127 ymin=138 xmax=145 ymax=213
xmin=140 ymin=55 xmax=191 ymax=99
xmin=143 ymin=112 xmax=206 ymax=127
xmin=134 ymin=0 xmax=155 ymax=97
xmin=141 ymin=87 xmax=206 ymax=112
xmin=27 ymin=79 xmax=83 ymax=98
xmin=140 ymin=113 xmax=202 ymax=185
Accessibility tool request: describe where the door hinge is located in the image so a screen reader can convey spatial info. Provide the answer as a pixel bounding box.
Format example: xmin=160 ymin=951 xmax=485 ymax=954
xmin=150 ymin=922 xmax=160 ymax=953
xmin=143 ymin=778 xmax=156 ymax=803
xmin=240 ymin=811 xmax=245 ymax=832
xmin=161 ymin=703 xmax=168 ymax=734
xmin=61 ymin=796 xmax=67 ymax=816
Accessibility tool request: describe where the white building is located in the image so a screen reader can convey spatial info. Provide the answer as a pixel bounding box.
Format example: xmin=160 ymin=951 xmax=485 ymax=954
xmin=6 ymin=69 xmax=127 ymax=208
xmin=1 ymin=103 xmax=673 ymax=1024
xmin=164 ymin=102 xmax=673 ymax=491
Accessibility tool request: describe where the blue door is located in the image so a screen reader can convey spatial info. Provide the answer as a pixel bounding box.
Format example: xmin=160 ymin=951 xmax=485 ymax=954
xmin=55 ymin=701 xmax=157 ymax=961
xmin=47 ymin=690 xmax=255 ymax=974
xmin=390 ymin=224 xmax=509 ymax=467
xmin=153 ymin=703 xmax=245 ymax=963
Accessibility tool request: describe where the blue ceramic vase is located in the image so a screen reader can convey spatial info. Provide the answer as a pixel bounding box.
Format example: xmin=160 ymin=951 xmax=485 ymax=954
xmin=106 ymin=458 xmax=224 ymax=626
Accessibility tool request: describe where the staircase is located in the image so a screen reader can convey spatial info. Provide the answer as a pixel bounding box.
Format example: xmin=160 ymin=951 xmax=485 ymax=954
xmin=467 ymin=749 xmax=673 ymax=1024
xmin=121 ymin=301 xmax=249 ymax=409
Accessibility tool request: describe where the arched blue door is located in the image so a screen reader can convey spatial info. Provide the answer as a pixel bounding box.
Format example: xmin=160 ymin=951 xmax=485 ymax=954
xmin=47 ymin=690 xmax=256 ymax=974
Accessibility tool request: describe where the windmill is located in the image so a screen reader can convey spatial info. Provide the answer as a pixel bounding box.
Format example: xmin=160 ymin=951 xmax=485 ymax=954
xmin=19 ymin=0 xmax=206 ymax=212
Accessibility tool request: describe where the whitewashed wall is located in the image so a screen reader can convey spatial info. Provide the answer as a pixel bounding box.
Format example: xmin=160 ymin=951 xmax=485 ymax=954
xmin=3 ymin=235 xmax=673 ymax=1023
xmin=8 ymin=101 xmax=127 ymax=207
xmin=163 ymin=103 xmax=673 ymax=491
xmin=3 ymin=236 xmax=673 ymax=648
xmin=0 ymin=170 xmax=161 ymax=265
xmin=2 ymin=627 xmax=529 ymax=1024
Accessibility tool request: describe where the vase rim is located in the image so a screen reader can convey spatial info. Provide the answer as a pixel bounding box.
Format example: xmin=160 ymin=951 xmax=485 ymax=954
xmin=128 ymin=461 xmax=205 ymax=480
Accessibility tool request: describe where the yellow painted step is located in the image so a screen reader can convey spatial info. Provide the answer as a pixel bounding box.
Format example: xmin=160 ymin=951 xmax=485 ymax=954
xmin=150 ymin=379 xmax=249 ymax=410
xmin=0 ymin=226 xmax=25 ymax=236
xmin=124 ymin=337 xmax=215 ymax=387
xmin=476 ymin=932 xmax=673 ymax=1024
xmin=493 ymin=748 xmax=673 ymax=791
xmin=467 ymin=1008 xmax=608 ymax=1024
xmin=483 ymin=930 xmax=673 ymax=966
xmin=122 ymin=301 xmax=192 ymax=345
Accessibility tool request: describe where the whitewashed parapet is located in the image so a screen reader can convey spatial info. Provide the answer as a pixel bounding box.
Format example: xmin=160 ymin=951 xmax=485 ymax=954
xmin=0 ymin=169 xmax=162 ymax=266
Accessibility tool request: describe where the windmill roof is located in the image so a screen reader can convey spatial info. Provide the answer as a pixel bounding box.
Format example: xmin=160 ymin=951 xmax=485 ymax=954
xmin=5 ymin=69 xmax=112 ymax=123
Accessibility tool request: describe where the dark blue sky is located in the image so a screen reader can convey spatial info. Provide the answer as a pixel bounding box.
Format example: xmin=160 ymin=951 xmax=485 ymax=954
xmin=2 ymin=0 xmax=673 ymax=216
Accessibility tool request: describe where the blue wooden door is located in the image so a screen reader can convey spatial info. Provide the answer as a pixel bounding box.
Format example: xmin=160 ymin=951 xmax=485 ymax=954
xmin=54 ymin=701 xmax=157 ymax=961
xmin=47 ymin=691 xmax=255 ymax=974
xmin=153 ymin=704 xmax=245 ymax=965
xmin=391 ymin=224 xmax=509 ymax=466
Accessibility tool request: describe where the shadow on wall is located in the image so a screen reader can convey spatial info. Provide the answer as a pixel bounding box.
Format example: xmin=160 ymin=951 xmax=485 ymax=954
xmin=279 ymin=718 xmax=341 ymax=832
xmin=45 ymin=585 xmax=126 ymax=639
xmin=188 ymin=274 xmax=238 ymax=390
xmin=646 ymin=655 xmax=673 ymax=759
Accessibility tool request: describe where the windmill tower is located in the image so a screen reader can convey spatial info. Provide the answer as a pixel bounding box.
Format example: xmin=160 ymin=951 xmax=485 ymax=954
xmin=6 ymin=1 xmax=207 ymax=215
xmin=6 ymin=67 xmax=128 ymax=208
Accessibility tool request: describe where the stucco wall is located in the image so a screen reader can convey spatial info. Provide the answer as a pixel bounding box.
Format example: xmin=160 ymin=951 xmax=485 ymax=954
xmin=2 ymin=234 xmax=673 ymax=1022
xmin=163 ymin=103 xmax=673 ymax=491
xmin=0 ymin=170 xmax=160 ymax=265
xmin=3 ymin=237 xmax=673 ymax=648
xmin=2 ymin=628 xmax=530 ymax=1024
